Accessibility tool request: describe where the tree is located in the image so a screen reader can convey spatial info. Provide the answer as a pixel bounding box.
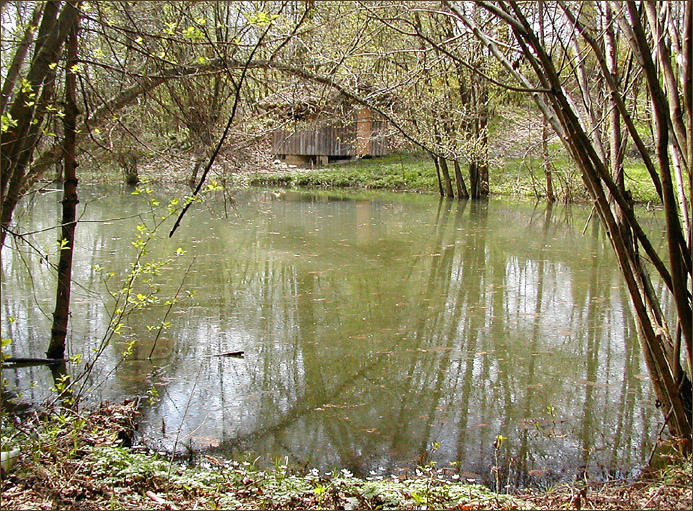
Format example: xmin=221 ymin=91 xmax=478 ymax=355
xmin=360 ymin=2 xmax=494 ymax=198
xmin=1 ymin=0 xmax=82 ymax=248
xmin=47 ymin=0 xmax=80 ymax=360
xmin=445 ymin=0 xmax=691 ymax=449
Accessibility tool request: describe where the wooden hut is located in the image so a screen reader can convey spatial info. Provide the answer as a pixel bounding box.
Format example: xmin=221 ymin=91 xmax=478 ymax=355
xmin=264 ymin=86 xmax=389 ymax=166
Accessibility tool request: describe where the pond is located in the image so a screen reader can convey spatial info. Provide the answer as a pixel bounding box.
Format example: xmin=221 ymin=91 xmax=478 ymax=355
xmin=1 ymin=185 xmax=666 ymax=489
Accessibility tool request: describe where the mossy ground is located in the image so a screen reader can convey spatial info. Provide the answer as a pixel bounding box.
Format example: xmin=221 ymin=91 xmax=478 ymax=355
xmin=1 ymin=402 xmax=691 ymax=509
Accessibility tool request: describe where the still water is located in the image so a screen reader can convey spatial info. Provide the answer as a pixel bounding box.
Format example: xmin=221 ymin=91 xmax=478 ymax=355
xmin=2 ymin=186 xmax=665 ymax=488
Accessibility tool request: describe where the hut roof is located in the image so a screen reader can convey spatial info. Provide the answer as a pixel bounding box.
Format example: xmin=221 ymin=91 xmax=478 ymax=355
xmin=259 ymin=84 xmax=350 ymax=120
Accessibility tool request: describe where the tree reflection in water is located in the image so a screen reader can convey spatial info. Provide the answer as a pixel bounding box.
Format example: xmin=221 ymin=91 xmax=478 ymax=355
xmin=1 ymin=188 xmax=660 ymax=488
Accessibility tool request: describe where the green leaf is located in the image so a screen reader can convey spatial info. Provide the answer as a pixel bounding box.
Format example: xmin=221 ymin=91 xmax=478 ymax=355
xmin=1 ymin=113 xmax=18 ymax=132
xmin=182 ymin=25 xmax=203 ymax=40
xmin=245 ymin=11 xmax=279 ymax=26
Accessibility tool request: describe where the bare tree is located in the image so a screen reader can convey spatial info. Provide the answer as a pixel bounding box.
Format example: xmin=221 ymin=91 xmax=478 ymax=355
xmin=47 ymin=0 xmax=80 ymax=360
xmin=445 ymin=0 xmax=691 ymax=448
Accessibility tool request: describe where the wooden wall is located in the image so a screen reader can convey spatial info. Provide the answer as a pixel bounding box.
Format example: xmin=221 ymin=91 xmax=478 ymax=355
xmin=272 ymin=108 xmax=388 ymax=157
xmin=369 ymin=120 xmax=388 ymax=156
xmin=272 ymin=124 xmax=355 ymax=156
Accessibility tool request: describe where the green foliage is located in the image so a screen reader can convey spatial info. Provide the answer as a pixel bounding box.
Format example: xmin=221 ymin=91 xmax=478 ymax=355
xmin=3 ymin=400 xmax=689 ymax=509
xmin=492 ymin=433 xmax=509 ymax=493
xmin=341 ymin=475 xmax=520 ymax=510
xmin=78 ymin=186 xmax=201 ymax=399
xmin=146 ymin=385 xmax=160 ymax=405
xmin=90 ymin=446 xmax=221 ymax=491
xmin=1 ymin=338 xmax=11 ymax=362
xmin=244 ymin=11 xmax=280 ymax=26
xmin=1 ymin=112 xmax=18 ymax=133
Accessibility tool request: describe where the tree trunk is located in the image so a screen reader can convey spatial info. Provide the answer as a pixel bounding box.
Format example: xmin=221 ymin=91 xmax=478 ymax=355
xmin=431 ymin=153 xmax=444 ymax=197
xmin=0 ymin=3 xmax=44 ymax=114
xmin=438 ymin=157 xmax=455 ymax=198
xmin=604 ymin=3 xmax=625 ymax=196
xmin=541 ymin=119 xmax=555 ymax=201
xmin=47 ymin=3 xmax=80 ymax=360
xmin=684 ymin=2 xmax=693 ymax=326
xmin=468 ymin=129 xmax=489 ymax=199
xmin=469 ymin=160 xmax=479 ymax=199
xmin=469 ymin=154 xmax=489 ymax=199
xmin=476 ymin=104 xmax=489 ymax=197
xmin=538 ymin=0 xmax=555 ymax=202
xmin=189 ymin=157 xmax=204 ymax=189
xmin=453 ymin=160 xmax=469 ymax=199
xmin=117 ymin=151 xmax=139 ymax=186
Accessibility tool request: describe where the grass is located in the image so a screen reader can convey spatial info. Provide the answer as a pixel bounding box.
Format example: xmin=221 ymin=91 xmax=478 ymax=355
xmin=2 ymin=401 xmax=691 ymax=509
xmin=245 ymin=153 xmax=438 ymax=193
xmin=243 ymin=151 xmax=661 ymax=204
xmin=624 ymin=160 xmax=663 ymax=204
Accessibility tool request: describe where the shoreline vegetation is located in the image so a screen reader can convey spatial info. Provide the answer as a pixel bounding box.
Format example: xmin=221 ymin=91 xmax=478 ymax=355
xmin=0 ymin=401 xmax=691 ymax=510
xmin=76 ymin=150 xmax=662 ymax=205
xmin=245 ymin=153 xmax=661 ymax=205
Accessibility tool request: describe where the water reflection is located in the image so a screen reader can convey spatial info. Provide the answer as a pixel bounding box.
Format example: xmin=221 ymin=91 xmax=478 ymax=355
xmin=1 ymin=187 xmax=661 ymax=487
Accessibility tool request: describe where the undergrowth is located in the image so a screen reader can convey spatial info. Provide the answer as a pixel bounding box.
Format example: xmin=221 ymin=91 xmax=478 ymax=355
xmin=1 ymin=402 xmax=690 ymax=510
xmin=0 ymin=402 xmax=525 ymax=509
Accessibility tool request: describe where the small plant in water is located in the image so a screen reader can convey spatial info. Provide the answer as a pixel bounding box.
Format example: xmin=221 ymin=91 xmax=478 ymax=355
xmin=534 ymin=404 xmax=567 ymax=439
xmin=70 ymin=186 xmax=200 ymax=401
xmin=492 ymin=434 xmax=508 ymax=493
xmin=147 ymin=385 xmax=160 ymax=405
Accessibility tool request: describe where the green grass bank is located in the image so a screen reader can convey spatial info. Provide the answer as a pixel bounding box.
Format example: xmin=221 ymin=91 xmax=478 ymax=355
xmin=243 ymin=152 xmax=661 ymax=204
